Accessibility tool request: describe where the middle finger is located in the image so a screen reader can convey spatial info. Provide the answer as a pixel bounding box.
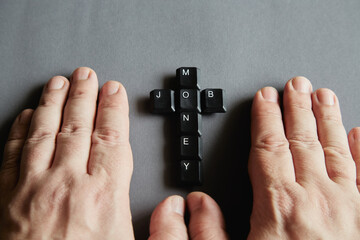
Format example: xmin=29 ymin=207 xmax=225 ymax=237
xmin=52 ymin=67 xmax=98 ymax=172
xmin=283 ymin=77 xmax=327 ymax=183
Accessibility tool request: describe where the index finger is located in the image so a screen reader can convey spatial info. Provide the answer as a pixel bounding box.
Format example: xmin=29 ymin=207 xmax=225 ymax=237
xmin=249 ymin=87 xmax=295 ymax=190
xmin=88 ymin=81 xmax=133 ymax=187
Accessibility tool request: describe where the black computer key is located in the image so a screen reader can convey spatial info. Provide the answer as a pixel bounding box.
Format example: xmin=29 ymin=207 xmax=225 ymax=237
xmin=150 ymin=89 xmax=175 ymax=113
xmin=180 ymin=160 xmax=202 ymax=185
xmin=201 ymin=89 xmax=226 ymax=113
xmin=179 ymin=112 xmax=202 ymax=136
xmin=178 ymin=89 xmax=201 ymax=112
xmin=176 ymin=67 xmax=200 ymax=90
xmin=180 ymin=136 xmax=202 ymax=160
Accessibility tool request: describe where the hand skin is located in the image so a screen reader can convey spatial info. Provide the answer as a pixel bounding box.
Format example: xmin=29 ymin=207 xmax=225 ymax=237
xmin=0 ymin=67 xmax=228 ymax=240
xmin=0 ymin=67 xmax=134 ymax=239
xmin=247 ymin=77 xmax=360 ymax=239
xmin=148 ymin=192 xmax=229 ymax=240
xmin=2 ymin=70 xmax=360 ymax=240
xmin=151 ymin=77 xmax=360 ymax=240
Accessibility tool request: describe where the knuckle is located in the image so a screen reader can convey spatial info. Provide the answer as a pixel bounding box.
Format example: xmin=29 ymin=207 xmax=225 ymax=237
xmin=38 ymin=94 xmax=59 ymax=107
xmin=0 ymin=158 xmax=17 ymax=171
xmin=316 ymin=112 xmax=342 ymax=124
xmin=253 ymin=132 xmax=289 ymax=152
xmin=68 ymin=88 xmax=89 ymax=100
xmin=26 ymin=128 xmax=56 ymax=143
xmin=39 ymin=75 xmax=67 ymax=104
xmin=327 ymin=167 xmax=354 ymax=181
xmin=323 ymin=144 xmax=352 ymax=160
xmin=60 ymin=120 xmax=92 ymax=136
xmin=99 ymin=99 xmax=122 ymax=109
xmin=287 ymin=132 xmax=320 ymax=149
xmin=92 ymin=128 xmax=126 ymax=145
xmin=7 ymin=131 xmax=26 ymax=141
xmin=253 ymin=110 xmax=282 ymax=120
xmin=287 ymin=101 xmax=312 ymax=113
xmin=3 ymin=140 xmax=22 ymax=159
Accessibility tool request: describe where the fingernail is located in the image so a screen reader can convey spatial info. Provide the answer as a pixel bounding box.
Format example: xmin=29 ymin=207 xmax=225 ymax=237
xmin=19 ymin=110 xmax=33 ymax=124
xmin=291 ymin=77 xmax=312 ymax=93
xmin=260 ymin=87 xmax=278 ymax=103
xmin=351 ymin=129 xmax=360 ymax=143
xmin=48 ymin=77 xmax=65 ymax=90
xmin=74 ymin=67 xmax=91 ymax=80
xmin=316 ymin=89 xmax=335 ymax=105
xmin=105 ymin=82 xmax=119 ymax=95
xmin=170 ymin=196 xmax=185 ymax=216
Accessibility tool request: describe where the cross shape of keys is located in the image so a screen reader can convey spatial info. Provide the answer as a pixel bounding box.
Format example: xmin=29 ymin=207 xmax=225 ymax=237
xmin=150 ymin=67 xmax=226 ymax=185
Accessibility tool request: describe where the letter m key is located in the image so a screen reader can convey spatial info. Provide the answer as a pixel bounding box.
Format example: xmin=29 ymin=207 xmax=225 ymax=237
xmin=182 ymin=69 xmax=190 ymax=76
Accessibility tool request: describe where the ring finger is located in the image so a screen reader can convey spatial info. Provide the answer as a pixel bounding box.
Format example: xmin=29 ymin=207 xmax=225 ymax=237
xmin=21 ymin=76 xmax=69 ymax=176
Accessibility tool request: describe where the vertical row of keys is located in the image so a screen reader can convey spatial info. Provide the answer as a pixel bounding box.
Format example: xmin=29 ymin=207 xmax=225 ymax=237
xmin=150 ymin=67 xmax=226 ymax=185
xmin=177 ymin=68 xmax=202 ymax=185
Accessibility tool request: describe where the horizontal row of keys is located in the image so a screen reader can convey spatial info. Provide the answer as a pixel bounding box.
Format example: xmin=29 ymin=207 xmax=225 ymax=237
xmin=150 ymin=89 xmax=226 ymax=113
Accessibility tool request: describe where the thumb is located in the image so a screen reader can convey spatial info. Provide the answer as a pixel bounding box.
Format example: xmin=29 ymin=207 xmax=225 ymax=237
xmin=187 ymin=192 xmax=229 ymax=240
xmin=149 ymin=195 xmax=188 ymax=240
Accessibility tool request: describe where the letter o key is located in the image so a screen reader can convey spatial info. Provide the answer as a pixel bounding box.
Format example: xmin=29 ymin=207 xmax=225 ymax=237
xmin=182 ymin=91 xmax=190 ymax=99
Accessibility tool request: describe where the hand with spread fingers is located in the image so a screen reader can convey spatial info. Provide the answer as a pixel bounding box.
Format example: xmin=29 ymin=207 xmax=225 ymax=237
xmin=0 ymin=67 xmax=134 ymax=239
xmin=0 ymin=67 xmax=228 ymax=240
xmin=247 ymin=77 xmax=360 ymax=239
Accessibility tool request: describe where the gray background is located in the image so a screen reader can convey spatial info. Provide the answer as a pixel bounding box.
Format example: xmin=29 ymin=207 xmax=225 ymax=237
xmin=1 ymin=0 xmax=360 ymax=239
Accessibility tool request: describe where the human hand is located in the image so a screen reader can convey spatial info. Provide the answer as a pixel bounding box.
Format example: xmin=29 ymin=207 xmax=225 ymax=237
xmin=0 ymin=67 xmax=134 ymax=239
xmin=150 ymin=76 xmax=360 ymax=240
xmin=148 ymin=192 xmax=228 ymax=240
xmin=248 ymin=77 xmax=360 ymax=239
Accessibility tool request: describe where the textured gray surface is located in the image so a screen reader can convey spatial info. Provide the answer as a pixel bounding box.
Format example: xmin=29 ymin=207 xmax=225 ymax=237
xmin=1 ymin=0 xmax=360 ymax=238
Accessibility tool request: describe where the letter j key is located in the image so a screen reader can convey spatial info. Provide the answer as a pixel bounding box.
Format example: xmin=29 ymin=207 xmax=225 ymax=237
xmin=150 ymin=89 xmax=175 ymax=113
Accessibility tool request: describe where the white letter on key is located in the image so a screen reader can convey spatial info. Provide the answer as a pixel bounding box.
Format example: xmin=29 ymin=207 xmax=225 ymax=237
xmin=156 ymin=91 xmax=161 ymax=98
xmin=184 ymin=162 xmax=190 ymax=170
xmin=182 ymin=69 xmax=190 ymax=75
xmin=183 ymin=137 xmax=189 ymax=145
xmin=182 ymin=91 xmax=190 ymax=99
xmin=183 ymin=114 xmax=190 ymax=122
